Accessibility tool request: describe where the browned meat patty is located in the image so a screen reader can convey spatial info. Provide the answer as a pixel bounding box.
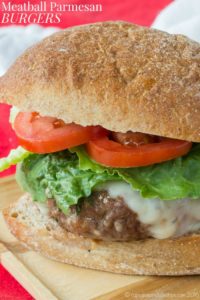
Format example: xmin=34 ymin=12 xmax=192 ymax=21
xmin=48 ymin=191 xmax=149 ymax=241
xmin=111 ymin=131 xmax=157 ymax=146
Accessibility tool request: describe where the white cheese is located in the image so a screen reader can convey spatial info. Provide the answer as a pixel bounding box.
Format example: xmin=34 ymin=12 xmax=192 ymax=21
xmin=36 ymin=202 xmax=49 ymax=215
xmin=96 ymin=181 xmax=200 ymax=239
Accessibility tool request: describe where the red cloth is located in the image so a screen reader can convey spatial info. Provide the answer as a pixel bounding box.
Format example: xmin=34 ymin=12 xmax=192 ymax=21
xmin=0 ymin=0 xmax=172 ymax=299
xmin=0 ymin=265 xmax=33 ymax=300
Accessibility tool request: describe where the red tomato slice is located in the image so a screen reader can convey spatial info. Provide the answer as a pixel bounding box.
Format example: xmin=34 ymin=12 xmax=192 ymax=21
xmin=86 ymin=136 xmax=192 ymax=168
xmin=14 ymin=112 xmax=107 ymax=153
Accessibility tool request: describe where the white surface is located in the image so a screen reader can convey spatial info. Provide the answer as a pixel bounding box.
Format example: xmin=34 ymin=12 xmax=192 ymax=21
xmin=152 ymin=0 xmax=200 ymax=42
xmin=0 ymin=25 xmax=59 ymax=76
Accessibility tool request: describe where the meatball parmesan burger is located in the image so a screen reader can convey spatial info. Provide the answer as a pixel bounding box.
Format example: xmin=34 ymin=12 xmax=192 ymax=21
xmin=1 ymin=21 xmax=200 ymax=275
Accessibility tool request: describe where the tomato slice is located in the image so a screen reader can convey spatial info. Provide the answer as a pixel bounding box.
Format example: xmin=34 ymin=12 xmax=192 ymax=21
xmin=14 ymin=112 xmax=107 ymax=153
xmin=86 ymin=136 xmax=192 ymax=168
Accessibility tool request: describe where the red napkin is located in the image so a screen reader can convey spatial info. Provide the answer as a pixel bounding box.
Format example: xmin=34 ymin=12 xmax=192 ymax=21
xmin=0 ymin=0 xmax=172 ymax=299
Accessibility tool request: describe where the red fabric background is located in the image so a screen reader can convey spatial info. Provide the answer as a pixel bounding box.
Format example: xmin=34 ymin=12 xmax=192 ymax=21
xmin=0 ymin=0 xmax=172 ymax=298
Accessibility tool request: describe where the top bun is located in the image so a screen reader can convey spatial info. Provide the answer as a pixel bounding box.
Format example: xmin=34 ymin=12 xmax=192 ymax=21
xmin=0 ymin=21 xmax=200 ymax=141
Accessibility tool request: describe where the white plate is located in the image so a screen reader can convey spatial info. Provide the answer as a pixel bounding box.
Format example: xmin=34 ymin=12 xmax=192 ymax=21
xmin=152 ymin=0 xmax=200 ymax=42
xmin=0 ymin=25 xmax=59 ymax=76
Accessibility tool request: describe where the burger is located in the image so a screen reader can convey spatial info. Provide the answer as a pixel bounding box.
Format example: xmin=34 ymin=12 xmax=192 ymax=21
xmin=1 ymin=21 xmax=200 ymax=275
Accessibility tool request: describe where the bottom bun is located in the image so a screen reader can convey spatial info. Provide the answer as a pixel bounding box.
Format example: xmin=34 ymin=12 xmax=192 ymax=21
xmin=3 ymin=193 xmax=200 ymax=275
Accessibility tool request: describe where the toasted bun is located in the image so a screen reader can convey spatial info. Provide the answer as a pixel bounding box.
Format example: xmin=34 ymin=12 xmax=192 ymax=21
xmin=3 ymin=193 xmax=200 ymax=275
xmin=0 ymin=22 xmax=200 ymax=141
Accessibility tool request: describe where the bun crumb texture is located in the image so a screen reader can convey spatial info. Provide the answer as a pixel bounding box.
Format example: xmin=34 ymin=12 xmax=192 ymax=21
xmin=3 ymin=193 xmax=200 ymax=275
xmin=0 ymin=21 xmax=200 ymax=141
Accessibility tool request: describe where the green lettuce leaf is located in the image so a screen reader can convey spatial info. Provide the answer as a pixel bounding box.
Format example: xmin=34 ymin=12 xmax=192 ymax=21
xmin=73 ymin=145 xmax=200 ymax=200
xmin=16 ymin=151 xmax=120 ymax=213
xmin=16 ymin=144 xmax=200 ymax=214
xmin=0 ymin=147 xmax=31 ymax=172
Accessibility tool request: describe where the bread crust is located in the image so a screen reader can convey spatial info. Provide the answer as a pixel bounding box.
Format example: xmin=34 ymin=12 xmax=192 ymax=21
xmin=3 ymin=193 xmax=200 ymax=275
xmin=0 ymin=22 xmax=200 ymax=141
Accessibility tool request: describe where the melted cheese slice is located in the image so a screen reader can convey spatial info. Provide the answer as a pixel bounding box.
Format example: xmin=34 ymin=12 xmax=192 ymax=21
xmin=96 ymin=181 xmax=200 ymax=239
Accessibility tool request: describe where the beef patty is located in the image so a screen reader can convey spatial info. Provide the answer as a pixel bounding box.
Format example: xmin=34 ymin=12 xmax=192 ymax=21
xmin=48 ymin=191 xmax=149 ymax=241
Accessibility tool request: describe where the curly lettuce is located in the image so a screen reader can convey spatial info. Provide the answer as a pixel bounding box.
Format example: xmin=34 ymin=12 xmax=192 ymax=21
xmin=16 ymin=151 xmax=120 ymax=213
xmin=13 ymin=144 xmax=200 ymax=213
xmin=0 ymin=147 xmax=31 ymax=172
xmin=74 ymin=145 xmax=200 ymax=200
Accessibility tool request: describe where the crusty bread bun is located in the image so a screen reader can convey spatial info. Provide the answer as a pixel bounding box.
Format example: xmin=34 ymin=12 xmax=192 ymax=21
xmin=0 ymin=21 xmax=200 ymax=141
xmin=3 ymin=193 xmax=200 ymax=275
